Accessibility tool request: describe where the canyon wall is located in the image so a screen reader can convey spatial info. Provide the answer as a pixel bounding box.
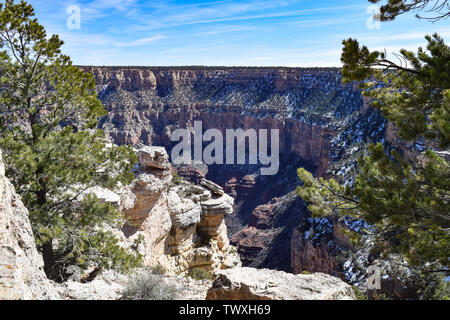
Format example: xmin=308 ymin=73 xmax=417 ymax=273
xmin=81 ymin=66 xmax=341 ymax=178
xmin=81 ymin=66 xmax=383 ymax=276
xmin=82 ymin=66 xmax=351 ymax=94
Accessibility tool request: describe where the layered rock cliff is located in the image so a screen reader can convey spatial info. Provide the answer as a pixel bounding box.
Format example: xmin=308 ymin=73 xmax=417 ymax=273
xmin=82 ymin=66 xmax=359 ymax=178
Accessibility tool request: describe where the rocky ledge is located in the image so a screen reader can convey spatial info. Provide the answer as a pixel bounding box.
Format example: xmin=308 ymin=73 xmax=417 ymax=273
xmin=0 ymin=151 xmax=59 ymax=300
xmin=206 ymin=267 xmax=355 ymax=300
xmin=55 ymin=269 xmax=213 ymax=300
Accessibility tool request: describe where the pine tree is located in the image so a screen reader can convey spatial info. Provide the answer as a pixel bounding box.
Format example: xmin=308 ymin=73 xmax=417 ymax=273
xmin=369 ymin=0 xmax=450 ymax=21
xmin=0 ymin=0 xmax=141 ymax=281
xmin=297 ymin=0 xmax=449 ymax=298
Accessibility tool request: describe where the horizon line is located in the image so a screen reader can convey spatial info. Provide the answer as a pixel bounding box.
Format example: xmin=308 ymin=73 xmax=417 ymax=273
xmin=77 ymin=65 xmax=343 ymax=70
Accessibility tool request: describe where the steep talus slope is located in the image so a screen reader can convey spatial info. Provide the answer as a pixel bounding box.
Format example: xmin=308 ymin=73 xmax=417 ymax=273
xmin=81 ymin=66 xmax=392 ymax=276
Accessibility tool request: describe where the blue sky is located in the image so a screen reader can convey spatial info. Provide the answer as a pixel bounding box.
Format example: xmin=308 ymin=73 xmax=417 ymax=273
xmin=28 ymin=0 xmax=450 ymax=66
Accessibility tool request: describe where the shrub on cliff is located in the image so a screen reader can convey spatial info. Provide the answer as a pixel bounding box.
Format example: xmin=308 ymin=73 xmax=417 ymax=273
xmin=121 ymin=273 xmax=179 ymax=300
xmin=297 ymin=0 xmax=449 ymax=299
xmin=0 ymin=0 xmax=141 ymax=281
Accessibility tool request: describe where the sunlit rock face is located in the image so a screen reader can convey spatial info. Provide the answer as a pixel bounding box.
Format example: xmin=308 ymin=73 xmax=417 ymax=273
xmin=107 ymin=146 xmax=241 ymax=275
xmin=206 ymin=267 xmax=356 ymax=300
xmin=0 ymin=151 xmax=59 ymax=300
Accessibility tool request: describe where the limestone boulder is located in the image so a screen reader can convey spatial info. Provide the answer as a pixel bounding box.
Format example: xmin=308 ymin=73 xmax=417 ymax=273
xmin=124 ymin=172 xmax=171 ymax=227
xmin=201 ymin=194 xmax=234 ymax=216
xmin=198 ymin=194 xmax=234 ymax=239
xmin=138 ymin=146 xmax=170 ymax=170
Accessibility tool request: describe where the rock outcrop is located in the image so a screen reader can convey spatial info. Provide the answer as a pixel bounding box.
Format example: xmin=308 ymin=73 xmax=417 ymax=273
xmin=206 ymin=267 xmax=355 ymax=300
xmin=81 ymin=66 xmax=385 ymax=277
xmin=176 ymin=163 xmax=208 ymax=184
xmin=248 ymin=203 xmax=276 ymax=229
xmin=0 ymin=144 xmax=240 ymax=300
xmin=138 ymin=146 xmax=171 ymax=170
xmin=0 ymin=151 xmax=59 ymax=300
xmin=200 ymin=178 xmax=224 ymax=196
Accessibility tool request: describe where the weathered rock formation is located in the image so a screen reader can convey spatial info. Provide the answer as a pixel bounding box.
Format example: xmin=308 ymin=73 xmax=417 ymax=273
xmin=138 ymin=146 xmax=171 ymax=170
xmin=206 ymin=267 xmax=355 ymax=300
xmin=291 ymin=228 xmax=342 ymax=278
xmin=0 ymin=144 xmax=240 ymax=300
xmin=0 ymin=151 xmax=59 ymax=300
xmin=107 ymin=146 xmax=241 ymax=275
xmin=249 ymin=202 xmax=277 ymax=229
xmin=176 ymin=164 xmax=208 ymax=184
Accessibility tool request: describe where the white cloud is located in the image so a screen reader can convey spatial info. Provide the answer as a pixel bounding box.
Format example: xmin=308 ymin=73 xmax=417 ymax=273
xmin=129 ymin=2 xmax=364 ymax=31
xmin=194 ymin=25 xmax=256 ymax=36
xmin=77 ymin=0 xmax=138 ymax=19
xmin=113 ymin=35 xmax=167 ymax=47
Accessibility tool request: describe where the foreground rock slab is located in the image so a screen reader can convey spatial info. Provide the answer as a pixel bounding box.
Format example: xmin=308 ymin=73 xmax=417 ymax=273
xmin=206 ymin=267 xmax=355 ymax=300
xmin=0 ymin=151 xmax=59 ymax=300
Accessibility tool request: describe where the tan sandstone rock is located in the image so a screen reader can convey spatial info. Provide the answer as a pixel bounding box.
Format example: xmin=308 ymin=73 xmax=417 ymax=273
xmin=206 ymin=267 xmax=356 ymax=300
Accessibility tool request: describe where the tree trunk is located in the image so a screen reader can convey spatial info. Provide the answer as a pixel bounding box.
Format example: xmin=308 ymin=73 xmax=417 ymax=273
xmin=42 ymin=240 xmax=56 ymax=280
